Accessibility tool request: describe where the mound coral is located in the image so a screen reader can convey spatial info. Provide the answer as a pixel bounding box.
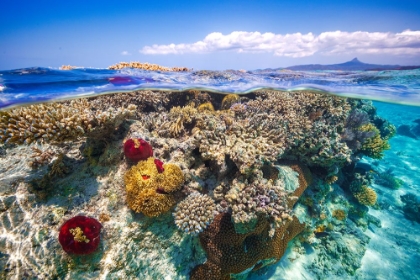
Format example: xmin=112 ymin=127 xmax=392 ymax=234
xmin=221 ymin=94 xmax=240 ymax=110
xmin=197 ymin=102 xmax=215 ymax=112
xmin=124 ymin=157 xmax=184 ymax=216
xmin=123 ymin=138 xmax=153 ymax=162
xmin=173 ymin=192 xmax=216 ymax=235
xmin=58 ymin=216 xmax=102 ymax=255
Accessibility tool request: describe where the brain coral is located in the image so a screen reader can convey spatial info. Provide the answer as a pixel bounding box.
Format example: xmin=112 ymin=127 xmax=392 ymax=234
xmin=173 ymin=192 xmax=216 ymax=235
xmin=124 ymin=157 xmax=185 ymax=216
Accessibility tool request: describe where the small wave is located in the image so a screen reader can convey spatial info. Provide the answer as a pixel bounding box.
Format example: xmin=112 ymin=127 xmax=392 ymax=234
xmin=0 ymin=67 xmax=419 ymax=109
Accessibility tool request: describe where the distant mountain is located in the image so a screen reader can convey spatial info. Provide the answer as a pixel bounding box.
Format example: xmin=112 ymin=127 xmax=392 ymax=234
xmin=285 ymin=58 xmax=420 ymax=71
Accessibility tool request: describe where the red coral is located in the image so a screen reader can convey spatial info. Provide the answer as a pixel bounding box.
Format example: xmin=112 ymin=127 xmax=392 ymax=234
xmin=58 ymin=216 xmax=102 ymax=255
xmin=154 ymin=158 xmax=164 ymax=173
xmin=123 ymin=138 xmax=153 ymax=162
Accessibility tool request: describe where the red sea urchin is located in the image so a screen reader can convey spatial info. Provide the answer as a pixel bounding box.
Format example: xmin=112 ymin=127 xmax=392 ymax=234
xmin=58 ymin=216 xmax=102 ymax=255
xmin=123 ymin=138 xmax=153 ymax=162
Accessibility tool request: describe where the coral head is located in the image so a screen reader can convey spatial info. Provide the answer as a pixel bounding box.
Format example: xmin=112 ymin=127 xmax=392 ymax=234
xmin=123 ymin=138 xmax=153 ymax=162
xmin=58 ymin=215 xmax=102 ymax=255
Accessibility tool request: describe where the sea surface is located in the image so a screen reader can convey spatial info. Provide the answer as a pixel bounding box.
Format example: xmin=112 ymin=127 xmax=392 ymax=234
xmin=0 ymin=66 xmax=419 ymax=280
xmin=0 ymin=67 xmax=419 ymax=109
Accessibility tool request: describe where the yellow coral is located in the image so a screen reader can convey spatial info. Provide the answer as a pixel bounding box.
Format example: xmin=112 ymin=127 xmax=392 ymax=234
xmin=332 ymin=209 xmax=347 ymax=221
xmin=128 ymin=188 xmax=175 ymax=217
xmin=221 ymin=94 xmax=240 ymax=110
xmin=124 ymin=157 xmax=184 ymax=216
xmin=197 ymin=102 xmax=215 ymax=112
xmin=354 ymin=186 xmax=377 ymax=206
xmin=160 ymin=163 xmax=184 ymax=192
xmin=124 ymin=157 xmax=160 ymax=190
xmin=359 ymin=123 xmax=390 ymax=159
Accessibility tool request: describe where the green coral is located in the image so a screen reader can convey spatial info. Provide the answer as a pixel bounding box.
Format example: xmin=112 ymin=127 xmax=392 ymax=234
xmin=359 ymin=123 xmax=390 ymax=159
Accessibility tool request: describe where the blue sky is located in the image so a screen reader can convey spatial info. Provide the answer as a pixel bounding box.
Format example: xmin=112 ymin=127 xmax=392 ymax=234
xmin=1 ymin=0 xmax=420 ymax=70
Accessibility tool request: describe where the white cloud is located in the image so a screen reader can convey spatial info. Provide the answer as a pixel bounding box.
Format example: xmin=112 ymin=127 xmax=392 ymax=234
xmin=140 ymin=30 xmax=420 ymax=57
xmin=121 ymin=51 xmax=131 ymax=55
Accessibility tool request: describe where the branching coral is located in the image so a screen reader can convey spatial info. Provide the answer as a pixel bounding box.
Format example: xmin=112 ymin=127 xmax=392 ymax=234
xmin=0 ymin=99 xmax=136 ymax=144
xmin=224 ymin=161 xmax=311 ymax=235
xmin=353 ymin=186 xmax=377 ymax=206
xmin=358 ymin=123 xmax=390 ymax=159
xmin=173 ymin=192 xmax=216 ymax=235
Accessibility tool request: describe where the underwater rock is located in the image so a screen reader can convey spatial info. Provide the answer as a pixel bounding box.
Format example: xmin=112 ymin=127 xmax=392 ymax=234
xmin=396 ymin=124 xmax=418 ymax=139
xmin=401 ymin=193 xmax=420 ymax=224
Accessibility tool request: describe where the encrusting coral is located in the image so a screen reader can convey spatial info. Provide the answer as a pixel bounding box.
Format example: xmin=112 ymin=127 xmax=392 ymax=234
xmin=0 ymin=99 xmax=136 ymax=144
xmin=173 ymin=192 xmax=217 ymax=235
xmin=124 ymin=157 xmax=184 ymax=216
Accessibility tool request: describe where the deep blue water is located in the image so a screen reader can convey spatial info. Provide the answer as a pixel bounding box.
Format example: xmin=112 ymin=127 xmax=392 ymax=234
xmin=0 ymin=67 xmax=419 ymax=109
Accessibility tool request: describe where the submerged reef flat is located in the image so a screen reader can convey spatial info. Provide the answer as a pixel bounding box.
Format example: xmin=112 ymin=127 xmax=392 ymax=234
xmin=1 ymin=88 xmax=417 ymax=279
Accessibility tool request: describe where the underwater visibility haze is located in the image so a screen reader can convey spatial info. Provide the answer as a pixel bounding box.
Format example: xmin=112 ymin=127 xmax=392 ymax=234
xmin=0 ymin=64 xmax=420 ymax=280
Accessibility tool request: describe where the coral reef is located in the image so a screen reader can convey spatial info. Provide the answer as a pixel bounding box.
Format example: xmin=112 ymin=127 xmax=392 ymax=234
xmin=0 ymin=88 xmax=400 ymax=279
xmin=108 ymin=61 xmax=190 ymax=72
xmin=0 ymin=99 xmax=136 ymax=144
xmin=58 ymin=216 xmax=102 ymax=255
xmin=124 ymin=157 xmax=184 ymax=216
xmin=173 ymin=192 xmax=217 ymax=235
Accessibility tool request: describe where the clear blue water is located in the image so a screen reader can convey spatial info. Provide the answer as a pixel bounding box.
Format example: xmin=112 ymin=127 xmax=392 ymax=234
xmin=1 ymin=67 xmax=419 ymax=109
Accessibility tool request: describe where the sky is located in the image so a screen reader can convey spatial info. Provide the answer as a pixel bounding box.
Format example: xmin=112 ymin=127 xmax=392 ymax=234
xmin=1 ymin=0 xmax=420 ymax=70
